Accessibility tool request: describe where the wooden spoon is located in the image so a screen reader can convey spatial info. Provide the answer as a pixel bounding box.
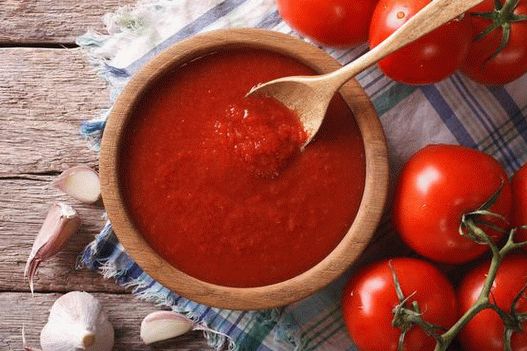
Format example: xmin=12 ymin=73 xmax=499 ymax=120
xmin=249 ymin=0 xmax=484 ymax=145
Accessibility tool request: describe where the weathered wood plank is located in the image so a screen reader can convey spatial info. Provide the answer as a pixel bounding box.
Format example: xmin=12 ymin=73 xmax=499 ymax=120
xmin=0 ymin=292 xmax=211 ymax=350
xmin=0 ymin=176 xmax=126 ymax=293
xmin=0 ymin=47 xmax=120 ymax=292
xmin=0 ymin=48 xmax=104 ymax=175
xmin=0 ymin=0 xmax=134 ymax=44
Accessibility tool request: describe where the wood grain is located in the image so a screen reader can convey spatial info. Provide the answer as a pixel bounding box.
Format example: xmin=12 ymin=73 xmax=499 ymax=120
xmin=0 ymin=0 xmax=135 ymax=45
xmin=0 ymin=48 xmax=104 ymax=175
xmin=100 ymin=28 xmax=388 ymax=310
xmin=0 ymin=47 xmax=118 ymax=292
xmin=0 ymin=176 xmax=125 ymax=293
xmin=0 ymin=292 xmax=210 ymax=350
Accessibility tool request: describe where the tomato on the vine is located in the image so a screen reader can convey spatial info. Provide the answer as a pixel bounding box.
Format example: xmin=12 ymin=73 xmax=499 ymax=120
xmin=342 ymin=258 xmax=457 ymax=351
xmin=513 ymin=163 xmax=527 ymax=247
xmin=458 ymin=255 xmax=527 ymax=351
xmin=462 ymin=0 xmax=527 ymax=85
xmin=276 ymin=0 xmax=378 ymax=47
xmin=369 ymin=0 xmax=473 ymax=84
xmin=393 ymin=144 xmax=512 ymax=264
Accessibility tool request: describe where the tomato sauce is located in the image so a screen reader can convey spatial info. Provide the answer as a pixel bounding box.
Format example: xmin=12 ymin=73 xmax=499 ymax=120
xmin=216 ymin=95 xmax=307 ymax=178
xmin=120 ymin=49 xmax=365 ymax=288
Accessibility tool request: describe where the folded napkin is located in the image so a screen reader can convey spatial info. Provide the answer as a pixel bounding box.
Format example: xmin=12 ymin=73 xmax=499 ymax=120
xmin=78 ymin=0 xmax=527 ymax=350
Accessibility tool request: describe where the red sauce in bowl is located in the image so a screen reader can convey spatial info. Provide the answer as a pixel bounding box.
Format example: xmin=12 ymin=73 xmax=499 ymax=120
xmin=120 ymin=49 xmax=365 ymax=288
xmin=217 ymin=95 xmax=307 ymax=178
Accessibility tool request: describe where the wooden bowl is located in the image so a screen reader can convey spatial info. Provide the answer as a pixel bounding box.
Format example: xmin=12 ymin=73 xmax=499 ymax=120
xmin=100 ymin=28 xmax=389 ymax=310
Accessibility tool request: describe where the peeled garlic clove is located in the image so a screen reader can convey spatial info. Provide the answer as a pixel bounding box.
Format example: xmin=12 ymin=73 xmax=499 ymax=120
xmin=24 ymin=202 xmax=81 ymax=294
xmin=51 ymin=165 xmax=101 ymax=204
xmin=40 ymin=292 xmax=114 ymax=351
xmin=140 ymin=311 xmax=194 ymax=345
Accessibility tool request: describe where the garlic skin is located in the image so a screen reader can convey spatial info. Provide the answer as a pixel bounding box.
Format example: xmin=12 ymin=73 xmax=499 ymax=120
xmin=40 ymin=292 xmax=114 ymax=351
xmin=24 ymin=202 xmax=81 ymax=294
xmin=140 ymin=311 xmax=194 ymax=345
xmin=51 ymin=165 xmax=101 ymax=204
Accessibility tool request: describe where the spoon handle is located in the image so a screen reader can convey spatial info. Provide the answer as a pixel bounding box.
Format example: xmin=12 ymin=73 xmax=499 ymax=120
xmin=326 ymin=0 xmax=484 ymax=87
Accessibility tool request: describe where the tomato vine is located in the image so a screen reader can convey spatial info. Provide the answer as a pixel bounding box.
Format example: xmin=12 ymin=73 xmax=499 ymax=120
xmin=390 ymin=184 xmax=527 ymax=351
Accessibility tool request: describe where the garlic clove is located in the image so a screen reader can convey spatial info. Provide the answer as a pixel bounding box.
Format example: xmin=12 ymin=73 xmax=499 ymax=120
xmin=24 ymin=203 xmax=81 ymax=294
xmin=140 ymin=311 xmax=194 ymax=345
xmin=51 ymin=165 xmax=101 ymax=204
xmin=40 ymin=292 xmax=114 ymax=351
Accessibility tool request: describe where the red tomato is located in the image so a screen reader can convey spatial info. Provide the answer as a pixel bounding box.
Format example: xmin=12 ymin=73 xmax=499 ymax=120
xmin=513 ymin=163 xmax=527 ymax=248
xmin=276 ymin=0 xmax=378 ymax=47
xmin=342 ymin=258 xmax=457 ymax=351
xmin=393 ymin=145 xmax=512 ymax=264
xmin=458 ymin=255 xmax=527 ymax=351
xmin=462 ymin=0 xmax=527 ymax=85
xmin=369 ymin=0 xmax=472 ymax=84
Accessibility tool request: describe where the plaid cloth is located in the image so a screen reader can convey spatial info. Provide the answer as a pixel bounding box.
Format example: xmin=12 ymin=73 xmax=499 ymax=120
xmin=77 ymin=0 xmax=527 ymax=350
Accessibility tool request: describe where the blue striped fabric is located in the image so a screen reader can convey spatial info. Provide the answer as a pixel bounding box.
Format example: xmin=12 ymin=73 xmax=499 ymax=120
xmin=77 ymin=0 xmax=527 ymax=350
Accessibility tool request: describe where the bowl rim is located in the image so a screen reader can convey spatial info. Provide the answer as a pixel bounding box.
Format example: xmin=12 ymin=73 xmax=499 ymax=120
xmin=100 ymin=28 xmax=389 ymax=310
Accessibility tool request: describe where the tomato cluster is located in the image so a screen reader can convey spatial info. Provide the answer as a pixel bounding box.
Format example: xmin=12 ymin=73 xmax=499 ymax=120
xmin=342 ymin=145 xmax=527 ymax=351
xmin=276 ymin=0 xmax=527 ymax=85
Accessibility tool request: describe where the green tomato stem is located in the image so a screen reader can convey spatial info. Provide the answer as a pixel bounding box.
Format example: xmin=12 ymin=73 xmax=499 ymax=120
xmin=501 ymin=0 xmax=521 ymax=18
xmin=471 ymin=0 xmax=527 ymax=63
xmin=433 ymin=228 xmax=523 ymax=351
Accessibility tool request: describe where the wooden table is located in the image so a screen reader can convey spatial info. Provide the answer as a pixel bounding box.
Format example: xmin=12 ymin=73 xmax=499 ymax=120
xmin=0 ymin=2 xmax=409 ymax=350
xmin=0 ymin=1 xmax=209 ymax=349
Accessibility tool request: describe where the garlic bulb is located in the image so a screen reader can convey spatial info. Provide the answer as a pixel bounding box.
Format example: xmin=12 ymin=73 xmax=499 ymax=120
xmin=40 ymin=292 xmax=114 ymax=351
